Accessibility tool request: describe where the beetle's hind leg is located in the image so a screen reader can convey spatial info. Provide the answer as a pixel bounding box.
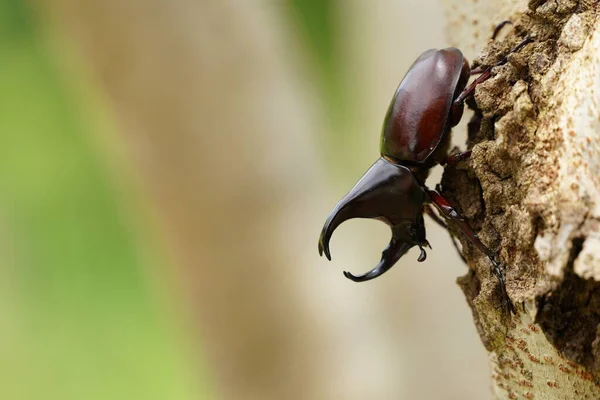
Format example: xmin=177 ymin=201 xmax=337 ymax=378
xmin=427 ymin=190 xmax=516 ymax=314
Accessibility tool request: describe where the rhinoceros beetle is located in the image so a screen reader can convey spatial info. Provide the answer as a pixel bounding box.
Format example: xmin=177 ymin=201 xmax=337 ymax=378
xmin=318 ymin=36 xmax=532 ymax=312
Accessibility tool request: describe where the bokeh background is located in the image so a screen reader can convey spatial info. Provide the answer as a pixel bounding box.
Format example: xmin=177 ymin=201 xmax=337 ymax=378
xmin=0 ymin=0 xmax=500 ymax=398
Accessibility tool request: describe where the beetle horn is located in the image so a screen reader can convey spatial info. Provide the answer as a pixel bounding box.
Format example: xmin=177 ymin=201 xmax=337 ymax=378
xmin=343 ymin=235 xmax=414 ymax=282
xmin=318 ymin=201 xmax=354 ymax=261
xmin=318 ymin=158 xmax=427 ymax=281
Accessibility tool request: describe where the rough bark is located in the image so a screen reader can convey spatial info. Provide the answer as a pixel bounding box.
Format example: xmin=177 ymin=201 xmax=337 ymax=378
xmin=442 ymin=0 xmax=600 ymax=398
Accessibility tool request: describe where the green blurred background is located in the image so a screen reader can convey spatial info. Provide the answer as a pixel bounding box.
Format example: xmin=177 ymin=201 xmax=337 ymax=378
xmin=0 ymin=0 xmax=496 ymax=399
xmin=0 ymin=0 xmax=205 ymax=398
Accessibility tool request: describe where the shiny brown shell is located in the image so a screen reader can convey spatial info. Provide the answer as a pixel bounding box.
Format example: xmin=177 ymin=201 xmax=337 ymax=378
xmin=380 ymin=48 xmax=469 ymax=164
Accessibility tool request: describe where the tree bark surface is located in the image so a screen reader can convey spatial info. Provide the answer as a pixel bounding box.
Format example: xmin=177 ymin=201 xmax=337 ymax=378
xmin=442 ymin=0 xmax=600 ymax=398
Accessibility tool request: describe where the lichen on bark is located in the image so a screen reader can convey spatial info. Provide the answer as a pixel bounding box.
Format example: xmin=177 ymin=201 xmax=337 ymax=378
xmin=442 ymin=0 xmax=600 ymax=398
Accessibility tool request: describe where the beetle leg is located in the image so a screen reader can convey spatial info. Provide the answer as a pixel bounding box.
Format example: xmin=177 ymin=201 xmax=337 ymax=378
xmin=417 ymin=245 xmax=427 ymax=262
xmin=425 ymin=204 xmax=447 ymax=228
xmin=442 ymin=150 xmax=472 ymax=166
xmin=455 ymin=36 xmax=533 ymax=105
xmin=491 ymin=20 xmax=512 ymax=41
xmin=424 ymin=205 xmax=468 ymax=264
xmin=472 ymin=19 xmax=512 ymax=75
xmin=455 ymin=67 xmax=492 ymax=104
xmin=427 ymin=190 xmax=516 ymax=314
xmin=450 ymin=236 xmax=467 ymax=264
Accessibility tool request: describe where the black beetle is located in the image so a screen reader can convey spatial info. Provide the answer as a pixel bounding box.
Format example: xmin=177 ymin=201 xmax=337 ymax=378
xmin=318 ymin=37 xmax=532 ymax=312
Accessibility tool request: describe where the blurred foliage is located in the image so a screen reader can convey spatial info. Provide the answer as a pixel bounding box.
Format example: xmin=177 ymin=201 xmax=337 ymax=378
xmin=287 ymin=0 xmax=359 ymax=178
xmin=0 ymin=0 xmax=206 ymax=398
xmin=288 ymin=0 xmax=336 ymax=87
xmin=0 ymin=0 xmax=32 ymax=40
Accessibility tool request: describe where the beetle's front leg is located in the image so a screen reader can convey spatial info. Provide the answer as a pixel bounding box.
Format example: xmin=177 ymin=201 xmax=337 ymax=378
xmin=469 ymin=21 xmax=515 ymax=74
xmin=414 ymin=212 xmax=431 ymax=262
xmin=427 ymin=190 xmax=515 ymax=314
xmin=455 ymin=36 xmax=533 ymax=105
xmin=491 ymin=20 xmax=513 ymax=41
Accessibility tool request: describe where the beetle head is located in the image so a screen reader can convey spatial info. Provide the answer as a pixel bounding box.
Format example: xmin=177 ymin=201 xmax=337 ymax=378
xmin=318 ymin=157 xmax=428 ymax=282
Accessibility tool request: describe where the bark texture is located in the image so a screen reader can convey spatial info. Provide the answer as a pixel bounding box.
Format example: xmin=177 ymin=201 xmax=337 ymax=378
xmin=443 ymin=0 xmax=600 ymax=398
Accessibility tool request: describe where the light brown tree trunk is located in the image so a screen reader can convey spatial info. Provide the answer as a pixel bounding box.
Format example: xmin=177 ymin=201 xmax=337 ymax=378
xmin=442 ymin=0 xmax=600 ymax=398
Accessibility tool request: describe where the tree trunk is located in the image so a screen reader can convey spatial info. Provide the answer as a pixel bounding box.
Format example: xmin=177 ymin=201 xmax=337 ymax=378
xmin=442 ymin=1 xmax=600 ymax=398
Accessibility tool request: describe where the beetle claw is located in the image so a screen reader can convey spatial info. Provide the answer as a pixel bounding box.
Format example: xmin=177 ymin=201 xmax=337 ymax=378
xmin=489 ymin=257 xmax=516 ymax=314
xmin=417 ymin=246 xmax=427 ymax=262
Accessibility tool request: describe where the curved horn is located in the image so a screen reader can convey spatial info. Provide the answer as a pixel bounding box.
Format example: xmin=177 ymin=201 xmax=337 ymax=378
xmin=318 ymin=158 xmax=427 ymax=281
xmin=343 ymin=238 xmax=414 ymax=282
